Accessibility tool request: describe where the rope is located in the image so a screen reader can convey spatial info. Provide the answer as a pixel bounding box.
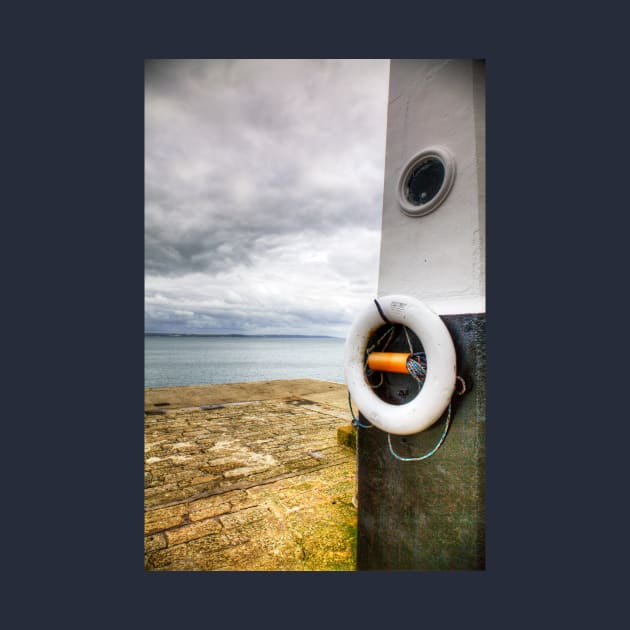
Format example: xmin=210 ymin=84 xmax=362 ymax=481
xmin=387 ymin=333 xmax=465 ymax=461
xmin=373 ymin=299 xmax=391 ymax=324
xmin=387 ymin=402 xmax=452 ymax=461
xmin=348 ymin=300 xmax=467 ymax=461
xmin=406 ymin=352 xmax=427 ymax=381
xmin=364 ymin=325 xmax=395 ymax=356
xmin=364 ymin=325 xmax=395 ymax=388
xmin=348 ymin=391 xmax=372 ymax=429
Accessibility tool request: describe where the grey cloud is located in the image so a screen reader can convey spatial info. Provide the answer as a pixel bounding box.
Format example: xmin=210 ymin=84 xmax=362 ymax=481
xmin=145 ymin=301 xmax=353 ymax=337
xmin=145 ymin=59 xmax=389 ymax=334
xmin=145 ymin=60 xmax=387 ymax=276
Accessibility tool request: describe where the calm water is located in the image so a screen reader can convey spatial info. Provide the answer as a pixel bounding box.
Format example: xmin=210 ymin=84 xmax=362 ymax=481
xmin=144 ymin=336 xmax=346 ymax=388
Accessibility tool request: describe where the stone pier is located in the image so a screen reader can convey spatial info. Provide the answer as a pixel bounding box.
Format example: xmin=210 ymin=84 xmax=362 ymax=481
xmin=144 ymin=379 xmax=357 ymax=571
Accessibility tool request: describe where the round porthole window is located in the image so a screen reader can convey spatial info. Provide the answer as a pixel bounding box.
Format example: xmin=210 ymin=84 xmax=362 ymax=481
xmin=397 ymin=147 xmax=456 ymax=217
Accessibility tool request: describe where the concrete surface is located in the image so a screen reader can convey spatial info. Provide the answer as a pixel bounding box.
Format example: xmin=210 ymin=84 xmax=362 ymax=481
xmin=144 ymin=379 xmax=357 ymax=571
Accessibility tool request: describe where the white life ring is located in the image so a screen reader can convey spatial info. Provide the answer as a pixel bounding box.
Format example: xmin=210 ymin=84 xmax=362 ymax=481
xmin=344 ymin=294 xmax=457 ymax=436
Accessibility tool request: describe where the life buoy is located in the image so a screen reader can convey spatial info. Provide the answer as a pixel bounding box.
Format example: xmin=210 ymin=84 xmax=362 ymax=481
xmin=344 ymin=294 xmax=457 ymax=436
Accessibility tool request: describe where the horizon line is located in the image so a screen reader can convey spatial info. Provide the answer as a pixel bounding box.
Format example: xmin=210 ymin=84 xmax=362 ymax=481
xmin=144 ymin=332 xmax=343 ymax=339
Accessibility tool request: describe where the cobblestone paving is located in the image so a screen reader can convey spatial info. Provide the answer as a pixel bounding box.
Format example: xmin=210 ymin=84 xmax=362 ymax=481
xmin=144 ymin=381 xmax=357 ymax=571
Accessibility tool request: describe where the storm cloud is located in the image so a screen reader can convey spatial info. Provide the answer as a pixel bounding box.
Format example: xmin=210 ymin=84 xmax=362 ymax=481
xmin=145 ymin=59 xmax=389 ymax=337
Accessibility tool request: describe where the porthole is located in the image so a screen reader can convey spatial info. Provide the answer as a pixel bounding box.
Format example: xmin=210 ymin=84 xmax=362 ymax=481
xmin=397 ymin=147 xmax=456 ymax=217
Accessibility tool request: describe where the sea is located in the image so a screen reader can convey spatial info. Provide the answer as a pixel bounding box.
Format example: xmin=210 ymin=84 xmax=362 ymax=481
xmin=144 ymin=335 xmax=346 ymax=388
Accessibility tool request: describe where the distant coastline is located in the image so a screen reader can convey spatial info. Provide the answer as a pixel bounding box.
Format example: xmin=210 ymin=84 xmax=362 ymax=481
xmin=145 ymin=333 xmax=345 ymax=387
xmin=145 ymin=332 xmax=342 ymax=339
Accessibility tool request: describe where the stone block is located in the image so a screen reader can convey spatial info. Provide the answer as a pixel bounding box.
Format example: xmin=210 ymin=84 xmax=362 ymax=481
xmin=144 ymin=503 xmax=188 ymax=534
xmin=337 ymin=425 xmax=357 ymax=451
xmin=144 ymin=532 xmax=167 ymax=552
xmin=165 ymin=517 xmax=223 ymax=546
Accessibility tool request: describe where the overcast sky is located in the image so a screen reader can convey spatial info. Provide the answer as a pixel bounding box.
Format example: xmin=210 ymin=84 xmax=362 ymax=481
xmin=145 ymin=59 xmax=390 ymax=337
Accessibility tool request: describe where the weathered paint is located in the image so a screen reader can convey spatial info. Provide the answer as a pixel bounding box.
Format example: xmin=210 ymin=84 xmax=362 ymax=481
xmin=377 ymin=59 xmax=485 ymax=315
xmin=357 ymin=59 xmax=486 ymax=570
xmin=357 ymin=314 xmax=485 ymax=570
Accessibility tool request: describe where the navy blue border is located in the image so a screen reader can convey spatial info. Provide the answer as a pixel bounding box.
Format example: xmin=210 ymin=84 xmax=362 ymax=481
xmin=5 ymin=1 xmax=624 ymax=626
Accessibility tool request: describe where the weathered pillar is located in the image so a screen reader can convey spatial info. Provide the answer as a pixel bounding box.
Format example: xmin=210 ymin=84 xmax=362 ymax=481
xmin=357 ymin=59 xmax=486 ymax=570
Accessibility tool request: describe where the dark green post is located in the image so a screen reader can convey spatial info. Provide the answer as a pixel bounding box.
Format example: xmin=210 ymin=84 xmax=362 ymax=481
xmin=356 ymin=314 xmax=485 ymax=570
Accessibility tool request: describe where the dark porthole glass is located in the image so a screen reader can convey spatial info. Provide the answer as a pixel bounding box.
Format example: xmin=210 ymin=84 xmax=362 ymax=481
xmin=404 ymin=157 xmax=445 ymax=206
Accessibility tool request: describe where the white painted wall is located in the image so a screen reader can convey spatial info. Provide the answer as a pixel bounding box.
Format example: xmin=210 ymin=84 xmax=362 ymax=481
xmin=377 ymin=59 xmax=485 ymax=315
